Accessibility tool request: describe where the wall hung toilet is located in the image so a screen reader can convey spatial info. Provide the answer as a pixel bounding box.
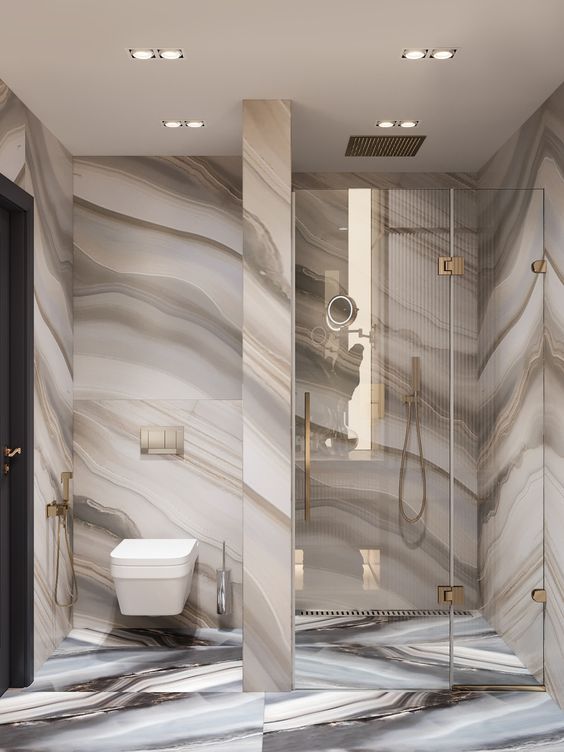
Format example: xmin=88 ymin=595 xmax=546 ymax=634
xmin=110 ymin=538 xmax=198 ymax=616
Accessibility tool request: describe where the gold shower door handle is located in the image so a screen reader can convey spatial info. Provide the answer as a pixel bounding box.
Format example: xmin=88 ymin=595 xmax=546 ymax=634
xmin=304 ymin=392 xmax=311 ymax=521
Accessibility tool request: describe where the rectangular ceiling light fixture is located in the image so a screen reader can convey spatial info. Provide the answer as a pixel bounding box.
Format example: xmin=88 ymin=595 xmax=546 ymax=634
xmin=129 ymin=48 xmax=184 ymax=60
xmin=345 ymin=135 xmax=426 ymax=157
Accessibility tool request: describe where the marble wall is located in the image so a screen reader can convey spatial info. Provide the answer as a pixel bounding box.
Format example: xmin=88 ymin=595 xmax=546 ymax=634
xmin=478 ymin=81 xmax=564 ymax=705
xmin=0 ymin=81 xmax=74 ymax=671
xmin=72 ymin=156 xmax=244 ymax=632
xmin=242 ymin=100 xmax=293 ymax=691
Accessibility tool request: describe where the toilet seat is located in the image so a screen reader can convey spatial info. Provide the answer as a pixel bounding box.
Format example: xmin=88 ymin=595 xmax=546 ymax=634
xmin=111 ymin=538 xmax=197 ymax=567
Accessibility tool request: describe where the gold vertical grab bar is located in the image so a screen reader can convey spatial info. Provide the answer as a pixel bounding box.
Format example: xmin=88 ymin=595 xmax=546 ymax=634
xmin=304 ymin=392 xmax=311 ymax=521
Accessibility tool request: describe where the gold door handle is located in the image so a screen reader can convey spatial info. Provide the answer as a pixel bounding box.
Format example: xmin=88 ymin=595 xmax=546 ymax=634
xmin=304 ymin=392 xmax=311 ymax=521
xmin=4 ymin=446 xmax=22 ymax=458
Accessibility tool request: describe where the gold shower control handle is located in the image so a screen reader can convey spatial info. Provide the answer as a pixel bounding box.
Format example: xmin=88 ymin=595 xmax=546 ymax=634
xmin=4 ymin=446 xmax=22 ymax=458
xmin=61 ymin=471 xmax=73 ymax=504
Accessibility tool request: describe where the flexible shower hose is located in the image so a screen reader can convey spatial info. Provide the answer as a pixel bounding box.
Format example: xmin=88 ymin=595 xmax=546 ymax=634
xmin=398 ymin=395 xmax=427 ymax=524
xmin=54 ymin=512 xmax=79 ymax=608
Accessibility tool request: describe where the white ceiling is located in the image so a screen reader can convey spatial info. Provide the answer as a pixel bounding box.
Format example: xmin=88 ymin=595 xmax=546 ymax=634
xmin=1 ymin=0 xmax=564 ymax=172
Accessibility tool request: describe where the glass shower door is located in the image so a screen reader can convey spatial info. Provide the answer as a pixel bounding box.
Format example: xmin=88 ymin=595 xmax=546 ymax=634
xmin=294 ymin=188 xmax=454 ymax=689
xmin=451 ymin=188 xmax=545 ymax=689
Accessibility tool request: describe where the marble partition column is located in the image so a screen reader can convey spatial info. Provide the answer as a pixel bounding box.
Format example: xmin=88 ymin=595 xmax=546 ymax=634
xmin=242 ymin=100 xmax=293 ymax=690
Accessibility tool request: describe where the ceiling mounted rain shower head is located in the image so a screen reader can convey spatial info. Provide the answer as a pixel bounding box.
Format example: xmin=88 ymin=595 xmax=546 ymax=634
xmin=345 ymin=134 xmax=426 ymax=157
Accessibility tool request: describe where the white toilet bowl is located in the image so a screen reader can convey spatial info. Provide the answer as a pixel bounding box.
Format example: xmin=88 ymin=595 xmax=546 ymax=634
xmin=110 ymin=538 xmax=198 ymax=616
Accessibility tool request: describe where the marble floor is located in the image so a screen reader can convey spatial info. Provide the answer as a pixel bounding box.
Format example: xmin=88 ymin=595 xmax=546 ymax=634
xmin=295 ymin=611 xmax=541 ymax=688
xmin=0 ymin=625 xmax=561 ymax=751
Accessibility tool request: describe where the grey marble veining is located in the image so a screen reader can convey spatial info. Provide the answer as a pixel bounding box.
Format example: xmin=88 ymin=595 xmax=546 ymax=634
xmin=242 ymin=100 xmax=293 ymax=690
xmin=295 ymin=612 xmax=539 ymax=689
xmin=0 ymin=81 xmax=74 ymax=671
xmin=73 ymin=156 xmax=242 ymax=400
xmin=0 ymin=80 xmax=25 ymax=184
xmin=73 ymin=399 xmax=243 ymax=631
xmin=26 ymin=108 xmax=74 ymax=668
xmin=21 ymin=628 xmax=242 ymax=694
xmin=262 ymin=689 xmax=564 ymax=751
xmin=0 ymin=691 xmax=264 ymax=752
xmin=478 ymin=85 xmax=564 ymax=692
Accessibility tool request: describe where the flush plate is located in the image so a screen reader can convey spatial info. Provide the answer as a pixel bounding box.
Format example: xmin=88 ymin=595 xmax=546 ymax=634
xmin=140 ymin=426 xmax=184 ymax=456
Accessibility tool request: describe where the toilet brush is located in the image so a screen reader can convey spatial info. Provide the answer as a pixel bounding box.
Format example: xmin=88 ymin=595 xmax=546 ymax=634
xmin=216 ymin=541 xmax=232 ymax=616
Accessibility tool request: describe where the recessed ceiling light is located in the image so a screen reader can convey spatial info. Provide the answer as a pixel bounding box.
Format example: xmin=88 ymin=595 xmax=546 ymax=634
xmin=430 ymin=48 xmax=456 ymax=59
xmin=376 ymin=120 xmax=396 ymax=128
xmin=162 ymin=120 xmax=183 ymax=128
xmin=399 ymin=120 xmax=419 ymax=128
xmin=186 ymin=120 xmax=205 ymax=128
xmin=158 ymin=48 xmax=184 ymax=60
xmin=130 ymin=48 xmax=155 ymax=60
xmin=402 ymin=49 xmax=427 ymax=60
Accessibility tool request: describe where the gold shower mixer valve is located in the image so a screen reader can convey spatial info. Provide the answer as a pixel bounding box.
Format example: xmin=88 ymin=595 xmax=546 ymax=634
xmin=46 ymin=471 xmax=73 ymax=518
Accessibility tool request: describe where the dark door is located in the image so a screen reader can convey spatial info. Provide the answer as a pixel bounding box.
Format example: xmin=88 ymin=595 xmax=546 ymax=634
xmin=0 ymin=206 xmax=9 ymax=694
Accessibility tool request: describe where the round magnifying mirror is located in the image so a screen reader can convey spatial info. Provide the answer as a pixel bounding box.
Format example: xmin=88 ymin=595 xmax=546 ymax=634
xmin=326 ymin=294 xmax=358 ymax=329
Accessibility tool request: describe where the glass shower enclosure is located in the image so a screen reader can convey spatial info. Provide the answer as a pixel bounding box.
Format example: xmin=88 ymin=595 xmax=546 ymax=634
xmin=293 ymin=187 xmax=545 ymax=690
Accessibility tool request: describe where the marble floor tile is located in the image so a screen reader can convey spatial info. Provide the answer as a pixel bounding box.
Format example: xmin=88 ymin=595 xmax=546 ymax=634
xmin=0 ymin=691 xmax=264 ymax=752
xmin=296 ymin=612 xmax=539 ymax=689
xmin=262 ymin=689 xmax=564 ymax=751
xmin=24 ymin=628 xmax=242 ymax=693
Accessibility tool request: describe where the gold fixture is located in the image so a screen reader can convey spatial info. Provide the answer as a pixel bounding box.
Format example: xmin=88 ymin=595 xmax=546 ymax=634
xmin=61 ymin=471 xmax=72 ymax=502
xmin=438 ymin=256 xmax=464 ymax=276
xmin=453 ymin=685 xmax=545 ymax=692
xmin=4 ymin=446 xmax=22 ymax=457
xmin=437 ymin=585 xmax=465 ymax=605
xmin=532 ymin=588 xmax=547 ymax=603
xmin=304 ymin=392 xmax=311 ymax=521
xmin=3 ymin=446 xmax=22 ymax=476
xmin=46 ymin=501 xmax=68 ymax=518
xmin=531 ymin=259 xmax=547 ymax=273
xmin=140 ymin=426 xmax=184 ymax=456
xmin=46 ymin=471 xmax=78 ymax=607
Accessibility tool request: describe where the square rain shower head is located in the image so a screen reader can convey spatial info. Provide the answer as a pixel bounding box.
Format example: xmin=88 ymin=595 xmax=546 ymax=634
xmin=345 ymin=134 xmax=426 ymax=157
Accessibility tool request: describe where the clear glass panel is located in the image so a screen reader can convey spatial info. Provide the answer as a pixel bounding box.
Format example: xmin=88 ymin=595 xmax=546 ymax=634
xmin=452 ymin=188 xmax=545 ymax=688
xmin=294 ymin=189 xmax=452 ymax=689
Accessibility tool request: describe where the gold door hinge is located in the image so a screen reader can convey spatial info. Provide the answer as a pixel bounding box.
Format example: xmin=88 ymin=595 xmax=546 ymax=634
xmin=531 ymin=259 xmax=547 ymax=274
xmin=438 ymin=585 xmax=464 ymax=605
xmin=531 ymin=588 xmax=547 ymax=603
xmin=438 ymin=256 xmax=464 ymax=276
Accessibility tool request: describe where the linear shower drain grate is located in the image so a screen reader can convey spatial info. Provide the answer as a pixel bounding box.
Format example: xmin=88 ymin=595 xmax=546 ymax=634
xmin=296 ymin=609 xmax=472 ymax=617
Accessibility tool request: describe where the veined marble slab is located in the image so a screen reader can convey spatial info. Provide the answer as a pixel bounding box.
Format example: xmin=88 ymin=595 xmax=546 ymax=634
xmin=0 ymin=691 xmax=264 ymax=752
xmin=262 ymin=689 xmax=564 ymax=751
xmin=21 ymin=627 xmax=242 ymax=694
xmin=0 ymin=81 xmax=25 ymax=184
xmin=242 ymin=100 xmax=293 ymax=690
xmin=295 ymin=612 xmax=539 ymax=689
xmin=73 ymin=156 xmax=242 ymax=400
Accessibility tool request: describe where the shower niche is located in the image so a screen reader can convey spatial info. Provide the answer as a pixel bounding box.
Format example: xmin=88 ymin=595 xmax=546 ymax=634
xmin=293 ymin=187 xmax=545 ymax=690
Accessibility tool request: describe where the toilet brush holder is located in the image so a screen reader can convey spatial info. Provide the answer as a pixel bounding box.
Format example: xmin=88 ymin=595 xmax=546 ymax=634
xmin=216 ymin=541 xmax=232 ymax=616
